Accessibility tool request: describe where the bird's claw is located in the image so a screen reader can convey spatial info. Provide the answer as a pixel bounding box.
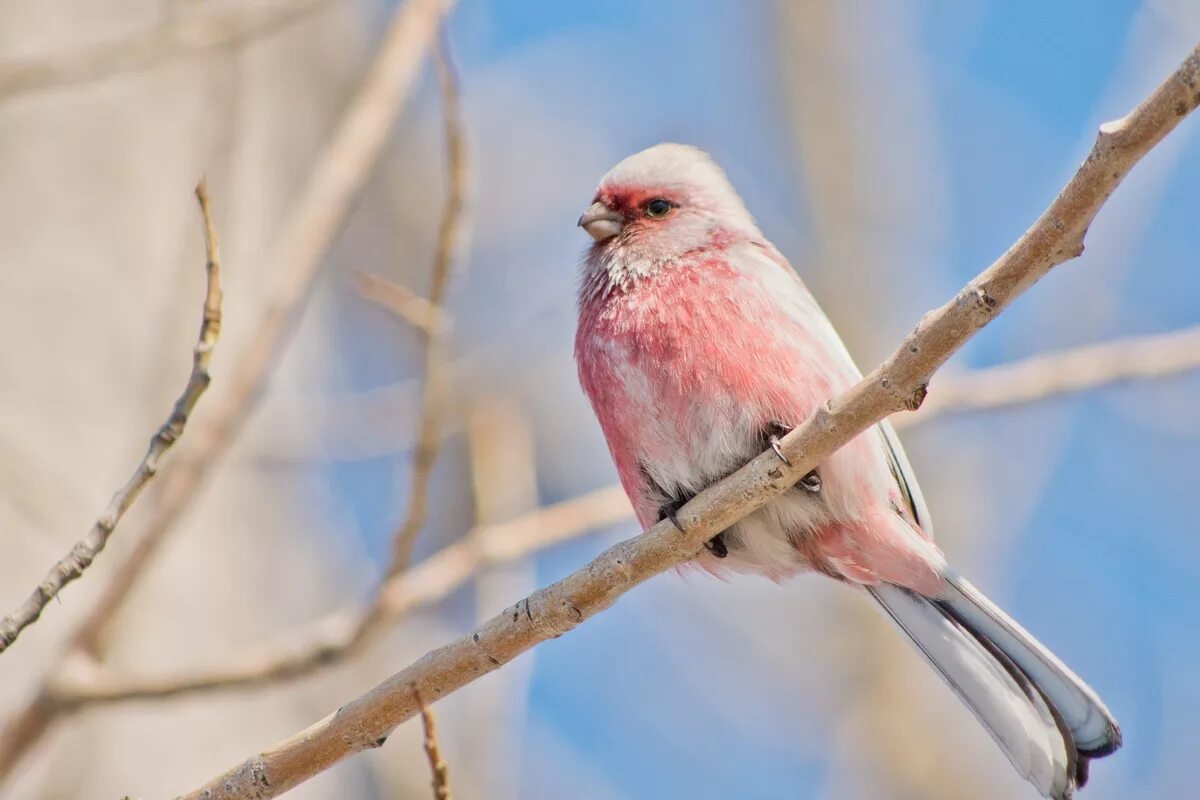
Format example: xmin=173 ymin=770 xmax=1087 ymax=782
xmin=769 ymin=436 xmax=790 ymax=466
xmin=705 ymin=533 xmax=728 ymax=558
xmin=660 ymin=500 xmax=728 ymax=558
xmin=658 ymin=501 xmax=686 ymax=533
xmin=766 ymin=420 xmax=793 ymax=466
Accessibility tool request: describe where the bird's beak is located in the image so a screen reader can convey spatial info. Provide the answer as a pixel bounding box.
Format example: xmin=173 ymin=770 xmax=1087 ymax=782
xmin=578 ymin=202 xmax=623 ymax=242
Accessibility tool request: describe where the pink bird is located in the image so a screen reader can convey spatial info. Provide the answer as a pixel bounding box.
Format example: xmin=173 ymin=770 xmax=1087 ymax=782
xmin=574 ymin=144 xmax=1120 ymax=799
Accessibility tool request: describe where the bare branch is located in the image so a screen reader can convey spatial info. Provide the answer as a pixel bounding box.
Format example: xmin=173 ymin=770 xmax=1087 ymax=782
xmin=69 ymin=0 xmax=458 ymax=659
xmin=0 ymin=0 xmax=456 ymax=784
xmin=35 ymin=23 xmax=470 ymax=712
xmin=0 ymin=0 xmax=331 ymax=100
xmin=415 ymin=686 xmax=452 ymax=800
xmin=46 ymin=310 xmax=1200 ymax=698
xmin=176 ymin=42 xmax=1200 ymax=800
xmin=0 ymin=181 xmax=223 ymax=656
xmin=49 ymin=485 xmax=629 ymax=705
xmin=899 ymin=324 xmax=1200 ymax=426
xmin=379 ymin=29 xmax=468 ymax=586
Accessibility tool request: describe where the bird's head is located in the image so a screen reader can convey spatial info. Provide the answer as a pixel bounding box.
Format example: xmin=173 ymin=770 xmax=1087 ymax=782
xmin=578 ymin=144 xmax=760 ymax=282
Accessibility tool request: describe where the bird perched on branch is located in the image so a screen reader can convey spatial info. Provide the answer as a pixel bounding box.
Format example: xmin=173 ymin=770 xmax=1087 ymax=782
xmin=574 ymin=143 xmax=1120 ymax=799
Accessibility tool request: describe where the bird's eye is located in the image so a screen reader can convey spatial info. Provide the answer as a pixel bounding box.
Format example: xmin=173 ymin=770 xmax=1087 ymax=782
xmin=645 ymin=198 xmax=673 ymax=219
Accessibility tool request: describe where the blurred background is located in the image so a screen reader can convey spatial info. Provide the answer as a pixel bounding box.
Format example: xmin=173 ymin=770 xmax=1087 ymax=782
xmin=1 ymin=0 xmax=1198 ymax=798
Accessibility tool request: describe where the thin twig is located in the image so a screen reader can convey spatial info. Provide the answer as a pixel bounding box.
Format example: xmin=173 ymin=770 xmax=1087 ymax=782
xmin=0 ymin=0 xmax=456 ymax=785
xmin=0 ymin=181 xmax=222 ymax=656
xmin=0 ymin=0 xmax=332 ymax=99
xmin=414 ymin=686 xmax=452 ymax=800
xmin=176 ymin=41 xmax=1200 ymax=800
xmin=380 ymin=28 xmax=468 ymax=586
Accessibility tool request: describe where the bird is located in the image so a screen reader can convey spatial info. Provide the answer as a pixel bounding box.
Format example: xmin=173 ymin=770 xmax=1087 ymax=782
xmin=573 ymin=143 xmax=1121 ymax=799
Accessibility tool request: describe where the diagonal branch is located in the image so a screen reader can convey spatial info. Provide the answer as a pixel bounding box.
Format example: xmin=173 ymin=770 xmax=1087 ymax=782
xmin=39 ymin=303 xmax=1200 ymax=695
xmin=177 ymin=41 xmax=1200 ymax=800
xmin=0 ymin=181 xmax=223 ymax=656
xmin=45 ymin=311 xmax=1200 ymax=703
xmin=378 ymin=28 xmax=468 ymax=587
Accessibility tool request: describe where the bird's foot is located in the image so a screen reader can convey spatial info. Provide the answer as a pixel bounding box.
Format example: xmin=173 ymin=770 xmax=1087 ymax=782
xmin=659 ymin=499 xmax=728 ymax=558
xmin=705 ymin=533 xmax=729 ymax=558
xmin=765 ymin=421 xmax=821 ymax=493
xmin=765 ymin=420 xmax=793 ymax=466
xmin=658 ymin=499 xmax=686 ymax=532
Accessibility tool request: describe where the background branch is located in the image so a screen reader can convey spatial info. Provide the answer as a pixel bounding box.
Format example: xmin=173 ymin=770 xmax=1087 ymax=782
xmin=69 ymin=0 xmax=458 ymax=660
xmin=357 ymin=272 xmax=451 ymax=335
xmin=38 ymin=25 xmax=468 ymax=713
xmin=177 ymin=39 xmax=1200 ymax=800
xmin=50 ymin=485 xmax=629 ymax=705
xmin=0 ymin=0 xmax=456 ymax=785
xmin=0 ymin=181 xmax=222 ymax=655
xmin=901 ymin=323 xmax=1200 ymax=424
xmin=377 ymin=29 xmax=468 ymax=587
xmin=0 ymin=0 xmax=332 ymax=99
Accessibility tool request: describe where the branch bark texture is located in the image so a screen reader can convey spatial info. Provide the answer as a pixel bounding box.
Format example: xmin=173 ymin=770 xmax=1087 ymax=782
xmin=178 ymin=40 xmax=1200 ymax=800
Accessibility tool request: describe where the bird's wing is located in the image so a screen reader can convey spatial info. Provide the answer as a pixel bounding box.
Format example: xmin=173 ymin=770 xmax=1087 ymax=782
xmin=877 ymin=419 xmax=933 ymax=535
xmin=749 ymin=238 xmax=935 ymax=536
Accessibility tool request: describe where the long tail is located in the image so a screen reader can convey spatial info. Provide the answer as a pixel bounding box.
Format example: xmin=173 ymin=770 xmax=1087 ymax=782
xmin=868 ymin=574 xmax=1121 ymax=799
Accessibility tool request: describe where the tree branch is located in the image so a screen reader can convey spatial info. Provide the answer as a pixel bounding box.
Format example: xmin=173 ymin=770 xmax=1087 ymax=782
xmin=0 ymin=0 xmax=456 ymax=785
xmin=357 ymin=272 xmax=451 ymax=335
xmin=69 ymin=0 xmax=458 ymax=660
xmin=51 ymin=311 xmax=1200 ymax=699
xmin=415 ymin=686 xmax=453 ymax=800
xmin=43 ymin=303 xmax=1200 ymax=692
xmin=176 ymin=42 xmax=1200 ymax=800
xmin=39 ymin=23 xmax=468 ymax=711
xmin=378 ymin=28 xmax=468 ymax=586
xmin=48 ymin=485 xmax=629 ymax=705
xmin=32 ymin=321 xmax=1200 ymax=701
xmin=0 ymin=181 xmax=223 ymax=656
xmin=899 ymin=323 xmax=1200 ymax=424
xmin=0 ymin=0 xmax=332 ymax=100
